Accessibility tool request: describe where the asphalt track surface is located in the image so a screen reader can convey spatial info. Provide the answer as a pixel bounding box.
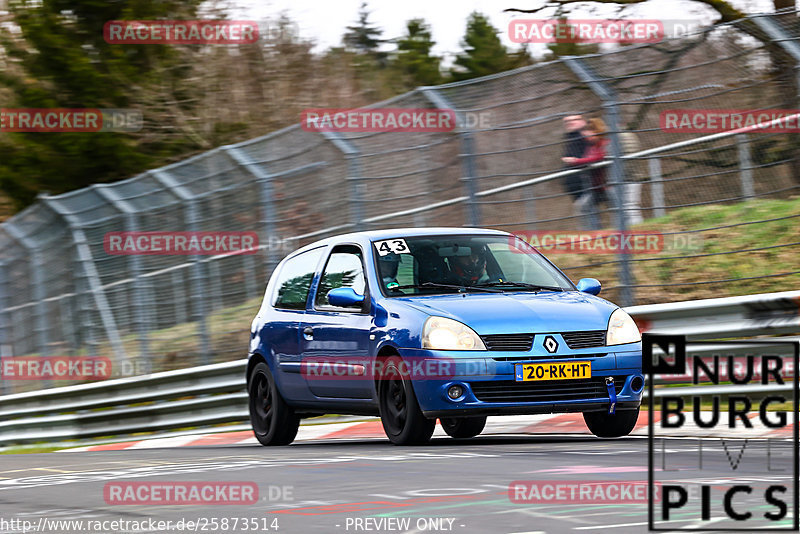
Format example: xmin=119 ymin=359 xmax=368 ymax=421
xmin=0 ymin=431 xmax=796 ymax=534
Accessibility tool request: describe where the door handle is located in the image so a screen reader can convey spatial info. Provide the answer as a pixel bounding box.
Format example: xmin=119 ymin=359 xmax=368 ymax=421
xmin=302 ymin=326 xmax=313 ymax=340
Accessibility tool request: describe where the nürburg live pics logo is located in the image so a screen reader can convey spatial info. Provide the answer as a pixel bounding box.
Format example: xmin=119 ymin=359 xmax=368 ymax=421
xmin=645 ymin=334 xmax=799 ymax=531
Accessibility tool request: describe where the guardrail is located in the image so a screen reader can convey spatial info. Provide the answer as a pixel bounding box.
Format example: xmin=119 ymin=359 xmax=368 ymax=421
xmin=0 ymin=360 xmax=248 ymax=445
xmin=628 ymin=290 xmax=800 ymax=339
xmin=0 ymin=290 xmax=797 ymax=446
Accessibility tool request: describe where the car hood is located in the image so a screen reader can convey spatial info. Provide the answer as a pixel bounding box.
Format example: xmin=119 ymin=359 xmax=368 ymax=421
xmin=392 ymin=290 xmax=617 ymax=335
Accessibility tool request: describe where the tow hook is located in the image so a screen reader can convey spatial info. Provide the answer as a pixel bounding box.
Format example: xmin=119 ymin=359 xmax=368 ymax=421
xmin=605 ymin=376 xmax=617 ymax=415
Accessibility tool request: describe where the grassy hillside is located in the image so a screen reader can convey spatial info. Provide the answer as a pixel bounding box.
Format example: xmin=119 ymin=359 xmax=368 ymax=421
xmin=560 ymin=197 xmax=800 ymax=305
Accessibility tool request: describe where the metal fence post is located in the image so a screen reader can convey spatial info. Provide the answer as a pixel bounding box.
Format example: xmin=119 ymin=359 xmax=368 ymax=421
xmin=150 ymin=169 xmax=212 ymax=364
xmin=39 ymin=197 xmax=127 ymax=366
xmin=30 ymin=250 xmax=49 ymax=359
xmin=564 ymin=57 xmax=635 ymax=306
xmin=458 ymin=133 xmax=481 ymax=227
xmin=4 ymin=224 xmax=50 ymax=362
xmin=93 ymin=185 xmax=150 ymax=360
xmin=736 ymin=134 xmax=755 ymax=200
xmin=421 ymin=87 xmax=481 ymax=226
xmin=415 ymin=143 xmax=435 ymax=227
xmin=346 ymin=154 xmax=366 ymax=228
xmin=71 ymin=239 xmax=97 ymax=358
xmin=209 ymin=146 xmax=260 ymax=305
xmin=58 ymin=296 xmax=77 ymax=356
xmin=224 ymin=147 xmax=281 ymax=270
xmin=317 ymin=133 xmax=366 ymax=228
xmin=208 ymin=259 xmax=223 ymax=311
xmin=185 ymin=202 xmax=212 ymax=363
xmin=649 ymin=157 xmax=666 ymax=218
xmin=752 ymin=16 xmax=800 ymax=101
xmin=751 ymin=15 xmax=800 ymax=198
xmin=171 ymin=269 xmax=188 ymax=324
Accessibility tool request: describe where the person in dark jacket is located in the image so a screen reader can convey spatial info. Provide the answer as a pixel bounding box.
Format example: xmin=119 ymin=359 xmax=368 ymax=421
xmin=562 ymin=117 xmax=608 ymax=230
xmin=562 ymin=115 xmax=588 ymax=200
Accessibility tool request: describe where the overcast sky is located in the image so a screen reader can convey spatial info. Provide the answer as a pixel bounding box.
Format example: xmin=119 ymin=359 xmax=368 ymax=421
xmin=235 ymin=0 xmax=775 ymax=61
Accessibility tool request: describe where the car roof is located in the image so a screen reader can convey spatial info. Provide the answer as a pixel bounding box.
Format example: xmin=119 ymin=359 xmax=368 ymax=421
xmin=289 ymin=227 xmax=511 ymax=257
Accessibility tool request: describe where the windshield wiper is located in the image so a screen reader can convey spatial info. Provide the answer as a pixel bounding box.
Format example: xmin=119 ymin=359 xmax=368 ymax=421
xmin=473 ymin=281 xmax=565 ymax=292
xmin=390 ymin=282 xmax=502 ymax=293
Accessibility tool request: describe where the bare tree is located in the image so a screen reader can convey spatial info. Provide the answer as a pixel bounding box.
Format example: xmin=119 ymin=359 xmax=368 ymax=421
xmin=505 ymin=0 xmax=800 ymax=185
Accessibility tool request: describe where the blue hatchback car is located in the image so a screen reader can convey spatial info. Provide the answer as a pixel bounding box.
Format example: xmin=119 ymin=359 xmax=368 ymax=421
xmin=247 ymin=228 xmax=643 ymax=445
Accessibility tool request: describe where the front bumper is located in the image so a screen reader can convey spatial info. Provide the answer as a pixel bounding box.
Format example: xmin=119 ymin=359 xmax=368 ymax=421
xmin=396 ymin=347 xmax=643 ymax=418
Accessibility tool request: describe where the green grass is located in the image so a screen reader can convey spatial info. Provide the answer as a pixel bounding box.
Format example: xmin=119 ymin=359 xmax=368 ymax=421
xmin=557 ymin=196 xmax=800 ymax=304
xmin=0 ymin=445 xmax=63 ymax=454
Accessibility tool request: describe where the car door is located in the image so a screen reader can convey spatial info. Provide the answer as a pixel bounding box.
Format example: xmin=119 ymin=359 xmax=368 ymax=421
xmin=267 ymin=247 xmax=324 ymax=399
xmin=300 ymin=244 xmax=374 ymax=399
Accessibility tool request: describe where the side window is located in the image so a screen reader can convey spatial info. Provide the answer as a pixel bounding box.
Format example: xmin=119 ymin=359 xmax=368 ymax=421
xmin=315 ymin=246 xmax=366 ymax=309
xmin=271 ymin=248 xmax=323 ymax=310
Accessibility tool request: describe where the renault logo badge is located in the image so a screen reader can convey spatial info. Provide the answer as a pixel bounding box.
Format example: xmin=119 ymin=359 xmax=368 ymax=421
xmin=543 ymin=335 xmax=559 ymax=353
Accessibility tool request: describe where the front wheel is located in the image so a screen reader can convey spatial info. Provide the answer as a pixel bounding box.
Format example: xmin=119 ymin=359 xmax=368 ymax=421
xmin=440 ymin=416 xmax=487 ymax=439
xmin=378 ymin=356 xmax=435 ymax=445
xmin=248 ymin=361 xmax=300 ymax=446
xmin=583 ymin=407 xmax=640 ymax=438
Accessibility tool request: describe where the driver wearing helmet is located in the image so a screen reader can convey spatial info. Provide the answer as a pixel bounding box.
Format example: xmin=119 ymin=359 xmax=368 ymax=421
xmin=448 ymin=245 xmax=490 ymax=286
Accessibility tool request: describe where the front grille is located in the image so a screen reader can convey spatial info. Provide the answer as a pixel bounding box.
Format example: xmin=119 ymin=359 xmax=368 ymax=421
xmin=483 ymin=331 xmax=606 ymax=351
xmin=470 ymin=377 xmax=625 ymax=403
xmin=482 ymin=333 xmax=534 ymax=351
xmin=562 ymin=330 xmax=606 ymax=349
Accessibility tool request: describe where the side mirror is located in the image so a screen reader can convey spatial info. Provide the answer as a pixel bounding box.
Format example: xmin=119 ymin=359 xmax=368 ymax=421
xmin=576 ymin=278 xmax=601 ymax=295
xmin=327 ymin=287 xmax=365 ymax=308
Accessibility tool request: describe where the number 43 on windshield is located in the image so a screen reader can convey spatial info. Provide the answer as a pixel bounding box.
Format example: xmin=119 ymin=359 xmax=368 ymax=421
xmin=375 ymin=239 xmax=409 ymax=256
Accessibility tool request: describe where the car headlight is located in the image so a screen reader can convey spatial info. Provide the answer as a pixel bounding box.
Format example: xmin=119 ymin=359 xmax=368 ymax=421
xmin=422 ymin=317 xmax=486 ymax=351
xmin=606 ymin=308 xmax=642 ymax=345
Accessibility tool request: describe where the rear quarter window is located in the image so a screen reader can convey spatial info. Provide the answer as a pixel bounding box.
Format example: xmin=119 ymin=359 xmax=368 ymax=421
xmin=271 ymin=248 xmax=323 ymax=310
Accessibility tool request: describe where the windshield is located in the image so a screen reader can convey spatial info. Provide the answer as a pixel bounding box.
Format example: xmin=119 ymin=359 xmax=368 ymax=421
xmin=373 ymin=235 xmax=574 ymax=296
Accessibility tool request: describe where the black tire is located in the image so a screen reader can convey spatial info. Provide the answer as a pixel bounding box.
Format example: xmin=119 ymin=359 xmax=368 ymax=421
xmin=378 ymin=356 xmax=435 ymax=445
xmin=583 ymin=407 xmax=640 ymax=438
xmin=440 ymin=416 xmax=487 ymax=439
xmin=248 ymin=361 xmax=300 ymax=446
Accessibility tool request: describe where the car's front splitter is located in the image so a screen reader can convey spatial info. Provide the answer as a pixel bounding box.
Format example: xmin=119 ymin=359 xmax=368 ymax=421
xmin=422 ymin=401 xmax=641 ymax=419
